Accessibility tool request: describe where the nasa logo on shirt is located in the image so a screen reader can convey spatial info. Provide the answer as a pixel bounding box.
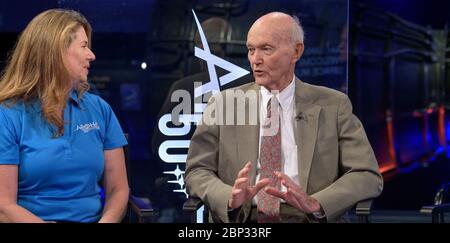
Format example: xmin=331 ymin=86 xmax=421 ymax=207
xmin=75 ymin=122 xmax=100 ymax=133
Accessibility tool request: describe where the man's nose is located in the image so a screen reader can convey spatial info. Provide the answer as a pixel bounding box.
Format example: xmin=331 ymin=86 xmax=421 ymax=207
xmin=251 ymin=50 xmax=263 ymax=65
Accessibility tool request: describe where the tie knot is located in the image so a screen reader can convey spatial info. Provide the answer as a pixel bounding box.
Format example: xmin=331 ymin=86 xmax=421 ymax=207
xmin=267 ymin=97 xmax=278 ymax=118
xmin=262 ymin=97 xmax=280 ymax=136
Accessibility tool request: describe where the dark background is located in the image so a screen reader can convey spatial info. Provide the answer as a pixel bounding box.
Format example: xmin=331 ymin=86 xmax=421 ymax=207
xmin=1 ymin=0 xmax=449 ymax=222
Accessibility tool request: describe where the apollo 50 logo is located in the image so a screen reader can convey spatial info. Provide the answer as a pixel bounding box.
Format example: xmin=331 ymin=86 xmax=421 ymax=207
xmin=157 ymin=10 xmax=249 ymax=197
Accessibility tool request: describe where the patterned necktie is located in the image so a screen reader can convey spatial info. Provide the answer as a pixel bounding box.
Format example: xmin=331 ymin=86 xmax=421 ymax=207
xmin=257 ymin=97 xmax=281 ymax=223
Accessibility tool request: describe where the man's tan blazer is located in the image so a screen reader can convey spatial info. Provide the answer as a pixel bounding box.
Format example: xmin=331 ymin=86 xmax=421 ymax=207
xmin=185 ymin=78 xmax=383 ymax=222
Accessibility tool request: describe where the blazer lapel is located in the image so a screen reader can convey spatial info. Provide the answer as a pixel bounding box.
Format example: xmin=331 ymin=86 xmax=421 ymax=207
xmin=294 ymin=79 xmax=321 ymax=190
xmin=236 ymin=84 xmax=260 ymax=184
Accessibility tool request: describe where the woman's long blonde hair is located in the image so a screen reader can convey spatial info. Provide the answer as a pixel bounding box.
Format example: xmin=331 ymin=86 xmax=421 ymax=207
xmin=0 ymin=9 xmax=92 ymax=136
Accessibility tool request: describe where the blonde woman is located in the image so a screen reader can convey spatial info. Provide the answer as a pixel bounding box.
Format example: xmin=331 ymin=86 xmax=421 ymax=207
xmin=0 ymin=9 xmax=129 ymax=223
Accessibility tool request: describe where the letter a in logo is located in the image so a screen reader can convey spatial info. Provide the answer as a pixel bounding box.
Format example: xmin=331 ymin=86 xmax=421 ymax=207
xmin=192 ymin=10 xmax=250 ymax=113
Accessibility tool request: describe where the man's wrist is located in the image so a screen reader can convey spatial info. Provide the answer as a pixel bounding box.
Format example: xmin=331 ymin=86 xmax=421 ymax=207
xmin=310 ymin=198 xmax=326 ymax=219
xmin=227 ymin=204 xmax=242 ymax=222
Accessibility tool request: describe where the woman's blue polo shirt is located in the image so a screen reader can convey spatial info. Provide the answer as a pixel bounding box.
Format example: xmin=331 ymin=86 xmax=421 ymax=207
xmin=0 ymin=90 xmax=127 ymax=222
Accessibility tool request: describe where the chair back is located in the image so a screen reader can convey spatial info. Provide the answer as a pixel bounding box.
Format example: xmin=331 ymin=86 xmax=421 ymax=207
xmin=434 ymin=182 xmax=450 ymax=205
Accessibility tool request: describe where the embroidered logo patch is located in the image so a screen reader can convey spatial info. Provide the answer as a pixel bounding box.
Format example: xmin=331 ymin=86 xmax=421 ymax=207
xmin=75 ymin=122 xmax=100 ymax=133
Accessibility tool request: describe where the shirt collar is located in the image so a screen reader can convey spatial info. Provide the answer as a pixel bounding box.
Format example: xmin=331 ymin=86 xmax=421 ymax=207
xmin=69 ymin=89 xmax=81 ymax=106
xmin=260 ymin=75 xmax=295 ymax=111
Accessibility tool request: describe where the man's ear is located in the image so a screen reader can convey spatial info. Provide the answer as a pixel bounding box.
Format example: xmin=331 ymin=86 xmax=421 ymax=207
xmin=292 ymin=42 xmax=304 ymax=63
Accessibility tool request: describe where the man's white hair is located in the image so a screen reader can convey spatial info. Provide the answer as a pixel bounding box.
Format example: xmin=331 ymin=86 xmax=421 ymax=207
xmin=291 ymin=15 xmax=304 ymax=44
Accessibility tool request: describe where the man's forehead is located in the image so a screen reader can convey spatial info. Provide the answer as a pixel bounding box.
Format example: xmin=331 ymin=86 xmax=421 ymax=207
xmin=247 ymin=26 xmax=288 ymax=45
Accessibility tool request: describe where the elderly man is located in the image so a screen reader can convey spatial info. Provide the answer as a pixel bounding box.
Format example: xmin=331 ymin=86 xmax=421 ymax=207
xmin=185 ymin=12 xmax=383 ymax=223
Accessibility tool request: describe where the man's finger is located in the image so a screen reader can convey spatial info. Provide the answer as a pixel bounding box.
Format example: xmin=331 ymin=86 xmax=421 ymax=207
xmin=287 ymin=188 xmax=317 ymax=213
xmin=286 ymin=189 xmax=304 ymax=211
xmin=264 ymin=187 xmax=285 ymax=200
xmin=237 ymin=161 xmax=252 ymax=179
xmin=276 ymin=172 xmax=298 ymax=190
xmin=254 ymin=178 xmax=271 ymax=190
xmin=283 ymin=182 xmax=307 ymax=200
xmin=231 ymin=188 xmax=242 ymax=197
xmin=249 ymin=178 xmax=271 ymax=195
xmin=233 ymin=177 xmax=249 ymax=188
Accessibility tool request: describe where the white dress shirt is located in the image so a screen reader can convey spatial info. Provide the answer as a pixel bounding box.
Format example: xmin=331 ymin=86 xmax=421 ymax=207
xmin=255 ymin=76 xmax=298 ymax=201
xmin=254 ymin=77 xmax=326 ymax=218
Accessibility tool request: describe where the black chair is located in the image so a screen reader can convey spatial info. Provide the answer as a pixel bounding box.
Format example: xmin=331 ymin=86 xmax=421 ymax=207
xmin=122 ymin=134 xmax=154 ymax=223
xmin=183 ymin=196 xmax=374 ymax=223
xmin=420 ymin=182 xmax=450 ymax=223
